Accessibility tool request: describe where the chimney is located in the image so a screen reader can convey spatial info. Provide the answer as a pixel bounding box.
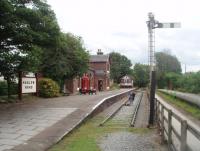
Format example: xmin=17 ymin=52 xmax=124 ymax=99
xmin=97 ymin=49 xmax=103 ymax=55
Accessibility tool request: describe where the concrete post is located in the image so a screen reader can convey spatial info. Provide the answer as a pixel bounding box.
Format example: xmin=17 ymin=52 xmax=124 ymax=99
xmin=180 ymin=120 xmax=187 ymax=151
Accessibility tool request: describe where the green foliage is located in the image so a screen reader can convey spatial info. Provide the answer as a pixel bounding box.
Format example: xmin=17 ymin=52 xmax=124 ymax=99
xmin=110 ymin=52 xmax=132 ymax=83
xmin=156 ymin=51 xmax=182 ymax=73
xmin=0 ymin=0 xmax=60 ymax=97
xmin=165 ymin=72 xmax=181 ymax=89
xmin=0 ymin=81 xmax=7 ymax=96
xmin=39 ymin=78 xmax=60 ymax=98
xmin=132 ymin=63 xmax=149 ymax=87
xmin=0 ymin=81 xmax=18 ymax=96
xmin=110 ymin=83 xmax=120 ymax=90
xmin=155 ymin=51 xmax=182 ymax=88
xmin=41 ymin=33 xmax=89 ymax=86
xmin=177 ymin=71 xmax=200 ymax=93
xmin=0 ymin=0 xmax=89 ymax=97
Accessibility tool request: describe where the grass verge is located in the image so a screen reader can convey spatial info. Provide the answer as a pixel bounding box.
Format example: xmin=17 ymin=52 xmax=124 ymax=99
xmin=48 ymin=114 xmax=151 ymax=151
xmin=157 ymin=91 xmax=200 ymax=120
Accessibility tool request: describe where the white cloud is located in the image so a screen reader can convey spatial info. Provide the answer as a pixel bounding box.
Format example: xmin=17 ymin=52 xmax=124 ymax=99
xmin=47 ymin=0 xmax=200 ymax=72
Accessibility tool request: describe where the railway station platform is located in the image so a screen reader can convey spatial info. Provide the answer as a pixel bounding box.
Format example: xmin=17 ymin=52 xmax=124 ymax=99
xmin=0 ymin=89 xmax=130 ymax=151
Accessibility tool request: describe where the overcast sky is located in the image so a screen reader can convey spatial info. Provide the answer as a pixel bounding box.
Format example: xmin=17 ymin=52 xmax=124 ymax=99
xmin=47 ymin=0 xmax=200 ymax=72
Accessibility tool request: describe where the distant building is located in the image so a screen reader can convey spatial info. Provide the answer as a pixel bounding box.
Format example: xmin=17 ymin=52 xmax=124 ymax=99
xmin=89 ymin=49 xmax=110 ymax=91
xmin=120 ymin=75 xmax=133 ymax=88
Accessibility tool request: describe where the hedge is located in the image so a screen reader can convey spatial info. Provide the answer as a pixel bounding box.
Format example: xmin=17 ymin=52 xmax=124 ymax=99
xmin=39 ymin=78 xmax=60 ymax=98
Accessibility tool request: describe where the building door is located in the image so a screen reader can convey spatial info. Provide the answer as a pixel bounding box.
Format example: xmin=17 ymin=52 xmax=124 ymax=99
xmin=98 ymin=80 xmax=103 ymax=91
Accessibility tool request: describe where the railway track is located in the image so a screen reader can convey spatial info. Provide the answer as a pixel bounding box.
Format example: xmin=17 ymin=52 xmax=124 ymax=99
xmin=49 ymin=90 xmax=167 ymax=151
xmin=99 ymin=91 xmax=143 ymax=127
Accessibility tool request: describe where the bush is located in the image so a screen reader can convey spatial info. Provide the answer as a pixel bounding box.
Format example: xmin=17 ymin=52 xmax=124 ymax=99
xmin=0 ymin=81 xmax=7 ymax=96
xmin=0 ymin=81 xmax=18 ymax=96
xmin=39 ymin=78 xmax=60 ymax=98
xmin=110 ymin=83 xmax=120 ymax=90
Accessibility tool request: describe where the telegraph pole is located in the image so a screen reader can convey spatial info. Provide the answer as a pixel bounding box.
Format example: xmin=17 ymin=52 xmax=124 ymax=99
xmin=147 ymin=12 xmax=181 ymax=125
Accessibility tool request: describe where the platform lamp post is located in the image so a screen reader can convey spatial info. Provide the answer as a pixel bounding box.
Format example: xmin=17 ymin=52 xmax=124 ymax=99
xmin=147 ymin=12 xmax=181 ymax=125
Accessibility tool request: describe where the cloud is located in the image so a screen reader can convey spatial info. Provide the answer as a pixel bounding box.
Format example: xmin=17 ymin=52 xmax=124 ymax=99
xmin=47 ymin=0 xmax=200 ymax=72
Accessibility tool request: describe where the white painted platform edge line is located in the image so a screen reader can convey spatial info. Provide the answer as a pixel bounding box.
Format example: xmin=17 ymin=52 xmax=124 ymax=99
xmin=92 ymin=89 xmax=133 ymax=110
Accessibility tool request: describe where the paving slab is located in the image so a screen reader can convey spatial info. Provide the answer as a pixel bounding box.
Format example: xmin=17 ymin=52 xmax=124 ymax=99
xmin=0 ymin=89 xmax=129 ymax=151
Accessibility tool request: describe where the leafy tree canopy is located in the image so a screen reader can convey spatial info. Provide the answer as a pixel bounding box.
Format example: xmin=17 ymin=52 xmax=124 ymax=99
xmin=41 ymin=33 xmax=89 ymax=85
xmin=156 ymin=51 xmax=182 ymax=74
xmin=110 ymin=52 xmax=132 ymax=83
xmin=155 ymin=50 xmax=182 ymax=88
xmin=132 ymin=63 xmax=149 ymax=87
xmin=0 ymin=0 xmax=60 ymax=96
xmin=177 ymin=71 xmax=200 ymax=93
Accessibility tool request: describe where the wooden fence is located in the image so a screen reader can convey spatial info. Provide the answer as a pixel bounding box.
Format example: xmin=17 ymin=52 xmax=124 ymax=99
xmin=155 ymin=98 xmax=200 ymax=151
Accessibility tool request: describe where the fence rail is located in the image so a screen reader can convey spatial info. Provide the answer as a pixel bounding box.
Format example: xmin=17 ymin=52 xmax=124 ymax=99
xmin=155 ymin=98 xmax=200 ymax=151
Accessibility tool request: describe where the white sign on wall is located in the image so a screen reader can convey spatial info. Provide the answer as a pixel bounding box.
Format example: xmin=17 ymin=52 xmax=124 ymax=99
xmin=22 ymin=78 xmax=36 ymax=93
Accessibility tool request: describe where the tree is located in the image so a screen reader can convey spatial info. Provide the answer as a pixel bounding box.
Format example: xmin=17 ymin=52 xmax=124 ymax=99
xmin=110 ymin=52 xmax=132 ymax=83
xmin=133 ymin=63 xmax=149 ymax=87
xmin=64 ymin=33 xmax=89 ymax=78
xmin=41 ymin=33 xmax=89 ymax=87
xmin=177 ymin=71 xmax=200 ymax=93
xmin=0 ymin=0 xmax=60 ymax=97
xmin=165 ymin=72 xmax=181 ymax=90
xmin=156 ymin=51 xmax=181 ymax=73
xmin=155 ymin=51 xmax=182 ymax=88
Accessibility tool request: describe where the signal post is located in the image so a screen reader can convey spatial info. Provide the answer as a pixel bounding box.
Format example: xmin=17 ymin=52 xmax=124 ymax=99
xmin=146 ymin=12 xmax=181 ymax=125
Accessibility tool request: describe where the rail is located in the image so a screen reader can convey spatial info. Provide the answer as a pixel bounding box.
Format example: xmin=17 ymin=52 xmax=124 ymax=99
xmin=99 ymin=98 xmax=128 ymax=126
xmin=155 ymin=98 xmax=200 ymax=151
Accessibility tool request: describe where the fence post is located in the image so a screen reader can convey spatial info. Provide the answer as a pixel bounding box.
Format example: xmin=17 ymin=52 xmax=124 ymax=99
xmin=161 ymin=105 xmax=165 ymax=142
xmin=155 ymin=99 xmax=157 ymax=122
xmin=168 ymin=110 xmax=172 ymax=149
xmin=180 ymin=120 xmax=187 ymax=151
xmin=158 ymin=101 xmax=160 ymax=119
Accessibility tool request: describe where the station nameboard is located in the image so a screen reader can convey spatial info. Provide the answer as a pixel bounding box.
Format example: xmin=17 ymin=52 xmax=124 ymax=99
xmin=22 ymin=77 xmax=36 ymax=93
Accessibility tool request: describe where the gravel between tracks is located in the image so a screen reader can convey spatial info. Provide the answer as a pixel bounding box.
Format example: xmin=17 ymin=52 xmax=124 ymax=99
xmin=99 ymin=131 xmax=167 ymax=151
xmin=99 ymin=91 xmax=167 ymax=151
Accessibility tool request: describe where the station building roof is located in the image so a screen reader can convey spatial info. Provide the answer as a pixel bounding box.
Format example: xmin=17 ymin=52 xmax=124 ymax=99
xmin=89 ymin=54 xmax=109 ymax=63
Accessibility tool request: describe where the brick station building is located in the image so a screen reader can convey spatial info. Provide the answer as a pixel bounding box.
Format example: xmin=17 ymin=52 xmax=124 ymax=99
xmin=64 ymin=49 xmax=110 ymax=93
xmin=89 ymin=49 xmax=110 ymax=91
